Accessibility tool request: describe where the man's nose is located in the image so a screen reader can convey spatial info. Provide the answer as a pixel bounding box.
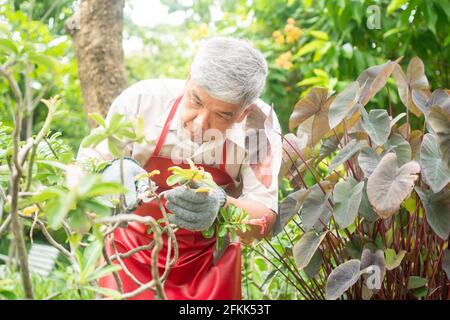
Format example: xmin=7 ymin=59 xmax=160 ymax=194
xmin=193 ymin=110 xmax=210 ymax=131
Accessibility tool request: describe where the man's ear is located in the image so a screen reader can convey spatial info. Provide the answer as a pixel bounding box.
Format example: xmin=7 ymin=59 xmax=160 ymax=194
xmin=236 ymin=103 xmax=255 ymax=123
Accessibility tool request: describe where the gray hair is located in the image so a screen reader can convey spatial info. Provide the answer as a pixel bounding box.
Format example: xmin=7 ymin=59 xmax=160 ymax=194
xmin=190 ymin=37 xmax=268 ymax=108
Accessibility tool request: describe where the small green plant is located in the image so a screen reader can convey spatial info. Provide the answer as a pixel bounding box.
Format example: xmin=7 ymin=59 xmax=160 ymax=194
xmin=166 ymin=158 xmax=250 ymax=250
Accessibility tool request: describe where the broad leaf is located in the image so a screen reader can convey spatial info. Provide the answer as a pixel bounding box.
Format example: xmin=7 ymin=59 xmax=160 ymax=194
xmin=81 ymin=240 xmax=103 ymax=280
xmin=318 ymin=135 xmax=340 ymax=163
xmin=361 ymin=108 xmax=391 ymax=146
xmin=385 ymin=248 xmax=406 ymax=270
xmin=304 ymin=250 xmax=323 ymax=279
xmin=357 ymin=58 xmax=401 ymax=106
xmin=360 ymin=243 xmax=385 ymax=299
xmin=293 ymin=230 xmax=328 ymax=270
xmin=367 ymin=153 xmax=420 ymax=218
xmin=358 ymin=147 xmax=380 ymax=178
xmin=413 ymin=89 xmax=450 ymax=114
xmin=329 ymin=139 xmax=366 ymax=173
xmin=392 ymin=56 xmax=430 ymax=116
xmin=415 ymin=187 xmax=450 ymax=240
xmin=427 ymin=106 xmax=450 ymax=170
xmin=407 ymin=276 xmax=427 ymax=289
xmin=358 ymin=180 xmax=379 ymax=222
xmin=328 ymin=81 xmax=360 ymax=129
xmin=419 ymin=133 xmax=450 ymax=193
xmin=289 ymin=87 xmax=334 ymax=146
xmin=333 ymin=178 xmax=364 ymax=228
xmin=326 ymin=259 xmax=361 ymax=300
xmin=383 ymin=133 xmax=411 ymax=166
xmin=301 ymin=184 xmax=332 ymax=231
xmin=274 ymin=188 xmax=310 ymax=236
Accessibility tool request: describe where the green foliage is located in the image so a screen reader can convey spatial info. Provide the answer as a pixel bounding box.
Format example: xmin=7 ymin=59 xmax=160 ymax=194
xmin=275 ymin=56 xmax=449 ymax=300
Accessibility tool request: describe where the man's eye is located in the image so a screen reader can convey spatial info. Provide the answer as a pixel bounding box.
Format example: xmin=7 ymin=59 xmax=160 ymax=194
xmin=217 ymin=113 xmax=230 ymax=121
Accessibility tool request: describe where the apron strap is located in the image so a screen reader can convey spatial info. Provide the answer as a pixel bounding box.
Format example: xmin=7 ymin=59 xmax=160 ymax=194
xmin=152 ymin=94 xmax=183 ymax=158
xmin=220 ymin=140 xmax=227 ymax=172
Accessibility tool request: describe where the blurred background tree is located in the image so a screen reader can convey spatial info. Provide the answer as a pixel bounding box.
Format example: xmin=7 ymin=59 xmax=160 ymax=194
xmin=0 ymin=0 xmax=448 ymax=300
xmin=2 ymin=0 xmax=448 ymax=148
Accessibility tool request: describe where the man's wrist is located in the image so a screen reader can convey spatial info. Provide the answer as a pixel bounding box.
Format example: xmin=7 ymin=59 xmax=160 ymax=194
xmin=216 ymin=187 xmax=228 ymax=208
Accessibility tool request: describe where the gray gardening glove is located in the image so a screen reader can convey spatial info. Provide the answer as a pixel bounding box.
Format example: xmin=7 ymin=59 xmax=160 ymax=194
xmin=164 ymin=184 xmax=227 ymax=231
xmin=101 ymin=157 xmax=152 ymax=212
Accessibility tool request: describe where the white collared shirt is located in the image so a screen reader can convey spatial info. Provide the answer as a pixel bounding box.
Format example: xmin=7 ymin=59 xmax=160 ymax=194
xmin=76 ymin=79 xmax=282 ymax=213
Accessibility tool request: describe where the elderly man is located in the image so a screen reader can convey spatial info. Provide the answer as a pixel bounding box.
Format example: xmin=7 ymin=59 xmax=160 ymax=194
xmin=77 ymin=37 xmax=282 ymax=300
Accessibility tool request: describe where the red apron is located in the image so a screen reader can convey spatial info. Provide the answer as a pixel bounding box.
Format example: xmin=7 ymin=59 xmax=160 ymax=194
xmin=99 ymin=94 xmax=242 ymax=300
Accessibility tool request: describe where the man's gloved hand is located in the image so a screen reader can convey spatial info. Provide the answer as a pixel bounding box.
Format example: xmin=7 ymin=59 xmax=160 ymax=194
xmin=101 ymin=157 xmax=152 ymax=212
xmin=164 ymin=185 xmax=227 ymax=231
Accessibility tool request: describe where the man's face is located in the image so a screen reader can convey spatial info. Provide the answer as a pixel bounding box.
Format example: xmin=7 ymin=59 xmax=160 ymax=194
xmin=181 ymin=80 xmax=248 ymax=143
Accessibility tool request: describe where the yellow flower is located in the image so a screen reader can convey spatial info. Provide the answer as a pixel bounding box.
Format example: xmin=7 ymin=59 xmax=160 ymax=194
xmin=23 ymin=205 xmax=39 ymax=216
xmin=275 ymin=35 xmax=285 ymax=44
xmin=285 ymin=26 xmax=303 ymax=43
xmin=284 ymin=24 xmax=294 ymax=33
xmin=198 ymin=23 xmax=209 ymax=37
xmin=275 ymin=51 xmax=293 ymax=70
xmin=272 ymin=30 xmax=282 ymax=38
xmin=287 ymin=18 xmax=295 ymax=25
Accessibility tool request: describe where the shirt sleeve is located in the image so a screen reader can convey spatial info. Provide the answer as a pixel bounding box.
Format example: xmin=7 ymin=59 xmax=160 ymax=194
xmin=237 ymin=109 xmax=282 ymax=213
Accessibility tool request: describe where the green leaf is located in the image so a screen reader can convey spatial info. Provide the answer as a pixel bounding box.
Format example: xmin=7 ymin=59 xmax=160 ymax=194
xmin=81 ymin=132 xmax=107 ymax=148
xmin=166 ymin=174 xmax=186 ymax=186
xmin=108 ymin=113 xmax=124 ymax=132
xmin=81 ymin=199 xmax=111 ymax=216
xmin=293 ymin=230 xmax=328 ymax=270
xmin=415 ymin=187 xmax=450 ymax=240
xmin=419 ymin=133 xmax=450 ymax=193
xmin=68 ymin=209 xmax=92 ymax=234
xmin=361 ymin=109 xmax=391 ymax=146
xmin=358 ymin=147 xmax=380 ymax=178
xmin=84 ymin=182 xmax=126 ymax=198
xmin=28 ymin=53 xmax=57 ymax=69
xmin=0 ymin=38 xmax=18 ymax=55
xmin=107 ymin=137 xmax=122 ymax=158
xmin=84 ymin=285 xmax=121 ymax=300
xmin=274 ymin=188 xmax=310 ymax=236
xmin=333 ymin=178 xmax=364 ymax=228
xmin=328 ymin=81 xmax=360 ymax=129
xmin=387 ymin=0 xmax=408 ymax=14
xmin=329 ymin=139 xmax=365 ymax=173
xmin=296 ymin=40 xmax=326 ymax=57
xmin=358 ymin=180 xmax=379 ymax=222
xmin=301 ymin=184 xmax=332 ymax=231
xmin=89 ymin=113 xmax=107 ymax=127
xmin=87 ymin=265 xmax=122 ymax=282
xmin=385 ymin=248 xmax=406 ymax=270
xmin=326 ymin=259 xmax=361 ymax=300
xmin=367 ymin=153 xmax=420 ymax=218
xmin=303 ymin=250 xmax=323 ymax=279
xmin=46 ymin=195 xmax=75 ymax=230
xmin=407 ymin=276 xmax=427 ymax=289
xmin=34 ymin=160 xmax=68 ymax=171
xmin=81 ymin=241 xmax=103 ymax=280
xmin=427 ymin=106 xmax=450 ymax=170
xmin=383 ymin=133 xmax=412 ymax=166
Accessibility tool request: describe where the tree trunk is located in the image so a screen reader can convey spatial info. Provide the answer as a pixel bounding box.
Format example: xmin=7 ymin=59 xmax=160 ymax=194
xmin=65 ymin=0 xmax=128 ymax=128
